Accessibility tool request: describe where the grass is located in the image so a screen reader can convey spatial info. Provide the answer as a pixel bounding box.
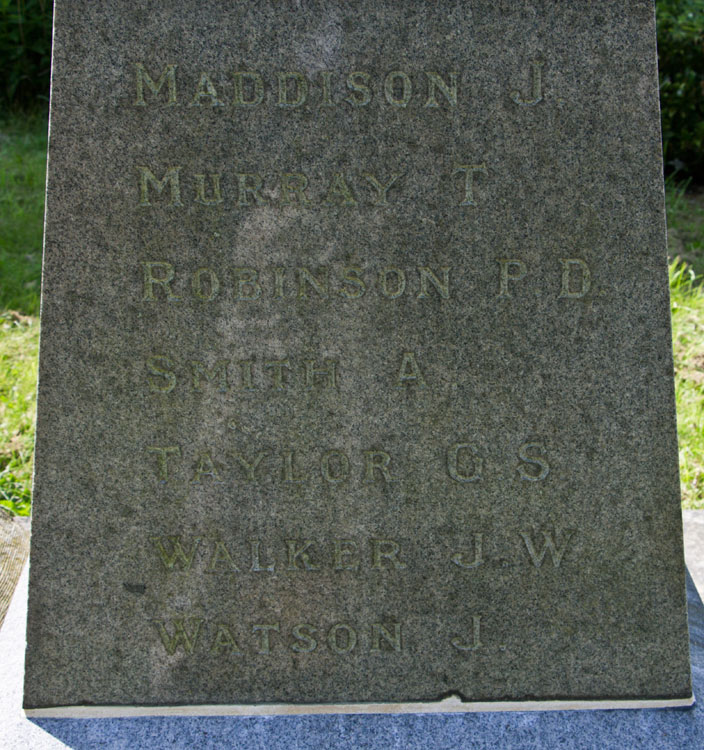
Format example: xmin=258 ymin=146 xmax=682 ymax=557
xmin=0 ymin=112 xmax=46 ymax=316
xmin=0 ymin=312 xmax=37 ymax=516
xmin=1 ymin=115 xmax=704 ymax=513
xmin=0 ymin=114 xmax=45 ymax=515
xmin=666 ymin=180 xmax=704 ymax=279
xmin=669 ymin=199 xmax=704 ymax=508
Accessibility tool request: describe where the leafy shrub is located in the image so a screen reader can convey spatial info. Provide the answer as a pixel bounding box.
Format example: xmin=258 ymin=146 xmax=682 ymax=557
xmin=657 ymin=0 xmax=704 ymax=181
xmin=0 ymin=0 xmax=53 ymax=109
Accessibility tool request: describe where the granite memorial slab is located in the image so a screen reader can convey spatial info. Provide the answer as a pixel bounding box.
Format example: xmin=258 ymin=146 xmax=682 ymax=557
xmin=24 ymin=0 xmax=692 ymax=716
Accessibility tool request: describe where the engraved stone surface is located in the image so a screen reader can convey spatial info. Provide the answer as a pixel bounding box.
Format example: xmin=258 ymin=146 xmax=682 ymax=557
xmin=24 ymin=0 xmax=691 ymax=713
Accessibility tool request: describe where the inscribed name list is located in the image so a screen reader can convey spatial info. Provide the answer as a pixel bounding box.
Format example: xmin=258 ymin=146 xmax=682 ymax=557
xmin=24 ymin=0 xmax=692 ymax=713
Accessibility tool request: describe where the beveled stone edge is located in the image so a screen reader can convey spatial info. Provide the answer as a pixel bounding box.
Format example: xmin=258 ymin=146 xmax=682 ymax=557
xmin=24 ymin=694 xmax=695 ymax=718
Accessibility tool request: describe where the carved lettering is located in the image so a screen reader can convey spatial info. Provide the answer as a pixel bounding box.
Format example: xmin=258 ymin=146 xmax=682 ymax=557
xmin=191 ymin=450 xmax=222 ymax=483
xmin=154 ymin=617 xmax=404 ymax=656
xmin=321 ymin=450 xmax=350 ymax=483
xmin=142 ymin=261 xmax=179 ymax=301
xmin=191 ymin=267 xmax=220 ymax=300
xmin=236 ymin=173 xmax=266 ymax=206
xmin=371 ymin=623 xmax=402 ymax=652
xmin=319 ymin=71 xmax=334 ymax=107
xmin=340 ymin=267 xmax=366 ymax=299
xmin=135 ymin=63 xmax=177 ymax=106
xmin=511 ymin=60 xmax=544 ymax=106
xmin=249 ymin=539 xmax=275 ymax=572
xmin=148 ymin=535 xmax=408 ymax=575
xmin=146 ymin=445 xmax=181 ymax=480
xmin=190 ymin=359 xmax=229 ymax=392
xmin=253 ymin=623 xmax=280 ymax=654
xmin=233 ymin=71 xmax=264 ymax=106
xmin=277 ymin=72 xmax=308 ymax=107
xmin=304 ymin=359 xmax=338 ymax=389
xmin=280 ymin=172 xmax=311 ymax=205
xmin=363 ymin=451 xmax=395 ymax=482
xmin=327 ymin=623 xmax=357 ymax=654
xmin=384 ymin=70 xmax=412 ymax=107
xmin=333 ymin=539 xmax=359 ymax=570
xmin=363 ymin=173 xmax=400 ymax=205
xmin=345 ymin=71 xmax=372 ymax=106
xmin=447 ymin=443 xmax=482 ymax=483
xmin=206 ymin=540 xmax=241 ymax=573
xmin=520 ymin=529 xmax=575 ymax=568
xmin=498 ymin=258 xmax=527 ymax=298
xmin=233 ymin=267 xmax=262 ymax=300
xmin=371 ymin=539 xmax=406 ymax=570
xmin=154 ymin=618 xmax=203 ymax=655
xmin=517 ymin=442 xmax=550 ymax=481
xmin=451 ymin=615 xmax=483 ymax=651
xmin=417 ymin=266 xmax=450 ymax=299
xmin=283 ymin=449 xmax=308 ymax=483
xmin=297 ymin=268 xmax=328 ymax=299
xmin=455 ymin=163 xmax=487 ymax=206
xmin=264 ymin=359 xmax=291 ymax=390
xmin=233 ymin=451 xmax=267 ymax=482
xmin=451 ymin=534 xmax=484 ymax=569
xmin=286 ymin=540 xmax=320 ymax=571
xmin=146 ymin=355 xmax=176 ymax=393
xmin=150 ymin=535 xmax=201 ymax=571
xmin=379 ymin=267 xmax=406 ymax=299
xmin=190 ymin=72 xmax=224 ymax=107
xmin=211 ymin=624 xmax=243 ymax=654
xmin=137 ymin=166 xmax=182 ymax=206
xmin=424 ymin=71 xmax=458 ymax=108
xmin=291 ymin=624 xmax=318 ymax=652
xmin=324 ymin=173 xmax=357 ymax=206
xmin=133 ymin=67 xmax=460 ymax=110
xmin=559 ymin=258 xmax=591 ymax=299
xmin=396 ymin=351 xmax=428 ymax=388
xmin=194 ymin=174 xmax=223 ymax=205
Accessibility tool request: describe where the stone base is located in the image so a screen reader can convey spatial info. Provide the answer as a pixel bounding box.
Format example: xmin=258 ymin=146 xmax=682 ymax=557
xmin=1 ymin=562 xmax=702 ymax=748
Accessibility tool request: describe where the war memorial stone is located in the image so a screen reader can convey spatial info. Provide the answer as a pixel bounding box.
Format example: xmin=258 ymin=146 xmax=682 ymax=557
xmin=24 ymin=0 xmax=693 ymax=716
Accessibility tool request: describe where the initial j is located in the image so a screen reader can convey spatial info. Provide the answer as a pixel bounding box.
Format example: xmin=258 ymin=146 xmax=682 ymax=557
xmin=511 ymin=60 xmax=544 ymax=106
xmin=451 ymin=615 xmax=483 ymax=651
xmin=451 ymin=534 xmax=484 ymax=569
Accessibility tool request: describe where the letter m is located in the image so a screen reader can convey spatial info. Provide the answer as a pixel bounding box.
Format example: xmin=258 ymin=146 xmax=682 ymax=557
xmin=137 ymin=166 xmax=182 ymax=206
xmin=150 ymin=535 xmax=201 ymax=570
xmin=520 ymin=529 xmax=574 ymax=568
xmin=135 ymin=63 xmax=177 ymax=105
xmin=154 ymin=618 xmax=203 ymax=655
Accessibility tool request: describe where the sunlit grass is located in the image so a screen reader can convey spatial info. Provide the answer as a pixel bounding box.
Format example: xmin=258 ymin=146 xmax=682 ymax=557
xmin=670 ymin=254 xmax=704 ymax=509
xmin=0 ymin=313 xmax=38 ymax=516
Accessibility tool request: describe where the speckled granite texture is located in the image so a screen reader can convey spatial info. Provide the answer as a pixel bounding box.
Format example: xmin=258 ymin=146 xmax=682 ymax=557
xmin=25 ymin=0 xmax=691 ymax=713
xmin=18 ymin=572 xmax=704 ymax=747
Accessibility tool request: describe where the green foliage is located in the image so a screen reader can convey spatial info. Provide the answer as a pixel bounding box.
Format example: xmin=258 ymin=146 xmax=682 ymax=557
xmin=0 ymin=113 xmax=47 ymax=316
xmin=669 ymin=257 xmax=704 ymax=509
xmin=657 ymin=0 xmax=704 ymax=181
xmin=0 ymin=0 xmax=53 ymax=109
xmin=665 ymin=178 xmax=704 ymax=277
xmin=666 ymin=180 xmax=704 ymax=509
xmin=0 ymin=313 xmax=38 ymax=517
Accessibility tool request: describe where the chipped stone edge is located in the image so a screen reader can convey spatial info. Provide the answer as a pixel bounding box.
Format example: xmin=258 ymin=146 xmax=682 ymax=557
xmin=24 ymin=694 xmax=695 ymax=718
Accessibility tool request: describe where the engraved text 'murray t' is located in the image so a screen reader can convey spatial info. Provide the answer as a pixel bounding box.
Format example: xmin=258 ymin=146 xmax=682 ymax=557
xmin=24 ymin=0 xmax=692 ymax=715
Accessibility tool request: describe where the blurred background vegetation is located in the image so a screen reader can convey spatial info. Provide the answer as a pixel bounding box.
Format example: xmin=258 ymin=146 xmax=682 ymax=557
xmin=658 ymin=0 xmax=704 ymax=181
xmin=0 ymin=0 xmax=704 ymax=513
xmin=0 ymin=0 xmax=52 ymax=111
